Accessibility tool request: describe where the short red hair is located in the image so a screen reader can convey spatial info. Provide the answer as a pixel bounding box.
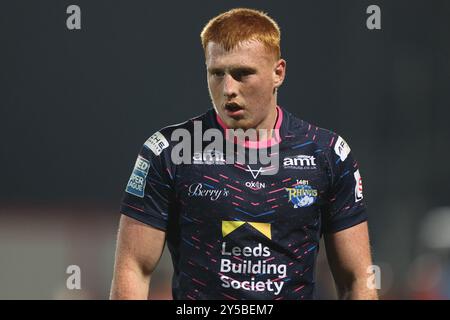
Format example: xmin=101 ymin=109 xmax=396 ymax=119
xmin=200 ymin=8 xmax=281 ymax=60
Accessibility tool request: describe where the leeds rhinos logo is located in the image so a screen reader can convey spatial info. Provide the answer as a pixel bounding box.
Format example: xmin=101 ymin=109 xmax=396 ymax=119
xmin=285 ymin=180 xmax=318 ymax=208
xmin=222 ymin=220 xmax=272 ymax=239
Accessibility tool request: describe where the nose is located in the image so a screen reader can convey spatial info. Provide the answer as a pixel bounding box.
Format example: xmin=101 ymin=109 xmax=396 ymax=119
xmin=223 ymin=74 xmax=238 ymax=99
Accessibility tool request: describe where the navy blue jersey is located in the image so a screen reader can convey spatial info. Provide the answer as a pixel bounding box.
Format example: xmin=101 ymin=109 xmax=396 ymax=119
xmin=120 ymin=106 xmax=367 ymax=300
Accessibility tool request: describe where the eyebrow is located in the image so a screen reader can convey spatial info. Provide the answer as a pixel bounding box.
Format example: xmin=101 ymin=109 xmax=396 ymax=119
xmin=207 ymin=66 xmax=257 ymax=74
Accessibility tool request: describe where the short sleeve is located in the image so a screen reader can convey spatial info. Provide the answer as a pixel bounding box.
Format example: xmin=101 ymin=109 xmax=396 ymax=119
xmin=120 ymin=131 xmax=175 ymax=231
xmin=321 ymin=135 xmax=367 ymax=234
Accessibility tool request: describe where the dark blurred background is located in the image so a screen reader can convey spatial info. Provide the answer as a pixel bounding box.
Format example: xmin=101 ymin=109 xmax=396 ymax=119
xmin=1 ymin=0 xmax=450 ymax=299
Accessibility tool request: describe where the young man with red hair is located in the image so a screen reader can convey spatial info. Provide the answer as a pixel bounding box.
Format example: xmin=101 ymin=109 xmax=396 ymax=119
xmin=110 ymin=8 xmax=378 ymax=300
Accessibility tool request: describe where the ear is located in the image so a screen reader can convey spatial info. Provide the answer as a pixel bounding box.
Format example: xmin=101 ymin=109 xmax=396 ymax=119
xmin=273 ymin=59 xmax=286 ymax=89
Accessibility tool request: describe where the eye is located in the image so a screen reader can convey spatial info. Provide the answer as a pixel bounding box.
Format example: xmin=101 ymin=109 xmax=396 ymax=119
xmin=210 ymin=70 xmax=224 ymax=77
xmin=231 ymin=69 xmax=255 ymax=81
xmin=238 ymin=69 xmax=254 ymax=77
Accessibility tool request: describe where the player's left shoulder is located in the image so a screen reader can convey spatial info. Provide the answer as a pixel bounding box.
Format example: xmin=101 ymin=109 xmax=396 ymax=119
xmin=281 ymin=108 xmax=359 ymax=162
xmin=295 ymin=118 xmax=354 ymax=162
xmin=313 ymin=125 xmax=354 ymax=162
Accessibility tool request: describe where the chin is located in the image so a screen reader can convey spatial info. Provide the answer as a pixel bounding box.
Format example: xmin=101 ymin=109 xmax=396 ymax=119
xmin=229 ymin=119 xmax=253 ymax=130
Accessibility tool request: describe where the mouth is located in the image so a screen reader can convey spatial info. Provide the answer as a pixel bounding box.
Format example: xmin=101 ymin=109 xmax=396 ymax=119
xmin=224 ymin=102 xmax=244 ymax=117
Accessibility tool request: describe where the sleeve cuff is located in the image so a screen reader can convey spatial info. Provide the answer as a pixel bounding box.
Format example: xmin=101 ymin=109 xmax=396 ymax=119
xmin=120 ymin=203 xmax=168 ymax=232
xmin=322 ymin=208 xmax=368 ymax=234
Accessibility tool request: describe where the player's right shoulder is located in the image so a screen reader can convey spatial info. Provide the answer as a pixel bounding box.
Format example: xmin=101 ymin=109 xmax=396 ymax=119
xmin=141 ymin=111 xmax=207 ymax=157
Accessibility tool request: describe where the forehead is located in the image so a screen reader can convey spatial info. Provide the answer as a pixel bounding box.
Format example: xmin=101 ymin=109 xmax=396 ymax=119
xmin=205 ymin=40 xmax=274 ymax=68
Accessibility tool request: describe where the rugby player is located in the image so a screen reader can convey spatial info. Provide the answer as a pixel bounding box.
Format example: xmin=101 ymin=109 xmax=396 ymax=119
xmin=110 ymin=8 xmax=378 ymax=300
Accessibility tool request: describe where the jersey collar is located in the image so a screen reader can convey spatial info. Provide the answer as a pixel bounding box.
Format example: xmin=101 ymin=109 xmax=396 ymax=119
xmin=214 ymin=106 xmax=286 ymax=149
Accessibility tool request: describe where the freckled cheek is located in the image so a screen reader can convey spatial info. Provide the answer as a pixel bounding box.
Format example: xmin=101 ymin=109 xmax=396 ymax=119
xmin=244 ymin=82 xmax=271 ymax=103
xmin=209 ymin=82 xmax=223 ymax=100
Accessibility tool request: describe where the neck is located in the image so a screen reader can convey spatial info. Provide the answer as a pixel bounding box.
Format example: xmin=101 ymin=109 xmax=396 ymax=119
xmin=216 ymin=105 xmax=283 ymax=148
xmin=253 ymin=105 xmax=278 ymax=141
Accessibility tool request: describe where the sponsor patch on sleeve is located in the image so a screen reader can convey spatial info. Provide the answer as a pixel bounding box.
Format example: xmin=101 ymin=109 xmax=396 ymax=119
xmin=144 ymin=131 xmax=169 ymax=156
xmin=354 ymin=169 xmax=364 ymax=202
xmin=334 ymin=136 xmax=351 ymax=162
xmin=125 ymin=155 xmax=150 ymax=198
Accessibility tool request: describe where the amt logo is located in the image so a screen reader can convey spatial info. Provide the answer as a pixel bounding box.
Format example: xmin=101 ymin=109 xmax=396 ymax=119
xmin=283 ymin=155 xmax=317 ymax=169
